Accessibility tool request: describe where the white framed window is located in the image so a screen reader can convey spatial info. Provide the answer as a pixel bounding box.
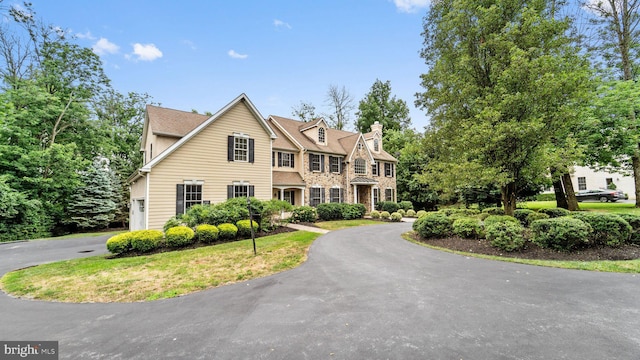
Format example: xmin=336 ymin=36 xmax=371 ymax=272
xmin=318 ymin=127 xmax=326 ymax=143
xmin=578 ymin=177 xmax=587 ymax=191
xmin=185 ymin=184 xmax=203 ymax=210
xmin=372 ymin=162 xmax=379 ymax=176
xmin=310 ymin=154 xmax=321 ymax=172
xmin=284 ymin=190 xmax=295 ymax=205
xmin=281 ymin=152 xmax=292 ymax=167
xmin=355 ymin=158 xmax=366 ymax=175
xmin=310 ymin=187 xmax=324 ymax=207
xmin=373 ymin=188 xmax=380 ymax=207
xmin=234 ymin=185 xmax=249 ymax=198
xmin=374 ymin=138 xmax=379 ymax=152
xmin=385 ymin=163 xmax=394 ymax=177
xmin=330 ymin=187 xmax=342 ymax=203
xmin=385 ymin=188 xmax=394 ymax=202
xmin=234 ymin=136 xmax=248 ymax=162
xmin=330 ymin=156 xmax=341 ymax=173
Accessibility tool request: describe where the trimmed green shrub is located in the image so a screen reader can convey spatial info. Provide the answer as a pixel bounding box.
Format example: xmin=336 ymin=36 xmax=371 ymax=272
xmin=260 ymin=199 xmax=294 ymax=229
xmin=538 ymin=208 xmax=571 ymax=218
xmin=370 ymin=210 xmax=381 ymax=219
xmin=482 ymin=207 xmax=505 ymax=215
xmin=291 ymin=206 xmax=317 ymax=223
xmin=406 ymin=209 xmax=416 ymax=217
xmin=317 ymin=203 xmax=343 ymax=221
xmin=514 ymin=209 xmax=535 ymax=225
xmin=530 ymin=217 xmax=592 ymax=251
xmin=196 ymin=224 xmax=219 ymax=243
xmin=486 ymin=222 xmax=525 ymax=252
xmin=570 ymin=213 xmax=631 ymax=247
xmin=483 ymin=215 xmax=519 ymax=227
xmin=440 ymin=208 xmax=480 ymax=217
xmin=398 ymin=201 xmax=413 ymax=211
xmin=163 ymin=216 xmax=183 ymax=232
xmin=106 ymin=232 xmax=134 ymax=254
xmin=477 ymin=212 xmax=490 ymax=221
xmin=380 ymin=211 xmax=391 ymax=220
xmin=413 ymin=213 xmax=452 ymax=239
xmin=218 ymin=223 xmax=238 ymax=240
xmin=452 ymin=217 xmax=483 ymax=239
xmin=377 ymin=201 xmax=400 ymax=213
xmin=130 ymin=229 xmax=164 ymax=252
xmin=416 ymin=210 xmax=427 ymax=218
xmin=165 ymin=226 xmax=195 ymax=248
xmin=617 ymin=214 xmax=640 ymax=244
xmin=390 ymin=212 xmax=403 ymax=222
xmin=526 ymin=212 xmax=550 ymax=224
xmin=342 ymin=203 xmax=366 ymax=220
xmin=397 ymin=209 xmax=406 ymax=216
xmin=236 ymin=220 xmax=259 ymax=237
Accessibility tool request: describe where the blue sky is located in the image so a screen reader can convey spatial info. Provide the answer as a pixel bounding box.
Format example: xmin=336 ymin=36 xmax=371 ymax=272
xmin=26 ymin=0 xmax=433 ymax=131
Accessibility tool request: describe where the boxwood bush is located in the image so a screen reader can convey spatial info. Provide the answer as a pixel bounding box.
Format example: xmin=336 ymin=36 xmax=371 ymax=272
xmin=570 ymin=213 xmax=631 ymax=247
xmin=413 ymin=213 xmax=452 ymax=239
xmin=380 ymin=211 xmax=391 ymax=220
xmin=416 ymin=210 xmax=427 ymax=218
xmin=218 ymin=223 xmax=238 ymax=240
xmin=165 ymin=226 xmax=195 ymax=248
xmin=130 ymin=229 xmax=164 ymax=253
xmin=452 ymin=217 xmax=483 ymax=239
xmin=196 ymin=224 xmax=219 ymax=243
xmin=406 ymin=209 xmax=416 ymax=218
xmin=513 ymin=209 xmax=535 ymax=225
xmin=290 ymin=206 xmax=317 ymax=223
xmin=370 ymin=210 xmax=381 ymax=219
xmin=485 ymin=222 xmax=525 ymax=252
xmin=390 ymin=212 xmax=403 ymax=222
xmin=538 ymin=208 xmax=571 ymax=218
xmin=616 ymin=214 xmax=640 ymax=244
xmin=482 ymin=207 xmax=505 ymax=216
xmin=106 ymin=232 xmax=134 ymax=254
xmin=317 ymin=203 xmax=343 ymax=221
xmin=398 ymin=201 xmax=413 ymax=211
xmin=483 ymin=215 xmax=519 ymax=227
xmin=530 ymin=217 xmax=592 ymax=251
xmin=342 ymin=203 xmax=366 ymax=220
xmin=236 ymin=220 xmax=259 ymax=237
xmin=376 ymin=201 xmax=399 ymax=213
xmin=397 ymin=209 xmax=406 ymax=217
xmin=526 ymin=212 xmax=549 ymax=225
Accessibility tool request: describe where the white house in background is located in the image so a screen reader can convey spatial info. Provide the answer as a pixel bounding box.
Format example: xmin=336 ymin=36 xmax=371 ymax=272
xmin=570 ymin=166 xmax=636 ymax=200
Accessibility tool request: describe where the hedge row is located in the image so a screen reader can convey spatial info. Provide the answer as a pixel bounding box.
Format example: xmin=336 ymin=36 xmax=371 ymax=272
xmin=316 ymin=203 xmax=366 ymax=221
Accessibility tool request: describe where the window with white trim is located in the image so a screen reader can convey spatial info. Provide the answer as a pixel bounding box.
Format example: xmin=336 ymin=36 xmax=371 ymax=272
xmin=374 ymin=139 xmax=379 ymax=152
xmin=310 ymin=187 xmax=323 ymax=207
xmin=330 ymin=188 xmax=342 ymax=203
xmin=318 ymin=127 xmax=326 ymax=143
xmin=578 ymin=177 xmax=587 ymax=191
xmin=310 ymin=154 xmax=321 ymax=172
xmin=355 ymin=158 xmax=366 ymax=175
xmin=385 ymin=188 xmax=394 ymax=202
xmin=234 ymin=185 xmax=249 ymax=198
xmin=284 ymin=190 xmax=295 ymax=205
xmin=385 ymin=163 xmax=394 ymax=177
xmin=373 ymin=188 xmax=380 ymax=207
xmin=234 ymin=136 xmax=248 ymax=162
xmin=185 ymin=184 xmax=203 ymax=210
xmin=372 ymin=162 xmax=379 ymax=176
xmin=330 ymin=156 xmax=341 ymax=173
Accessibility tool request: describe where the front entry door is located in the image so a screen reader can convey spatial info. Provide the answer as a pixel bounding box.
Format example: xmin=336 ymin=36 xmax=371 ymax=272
xmin=357 ymin=185 xmax=370 ymax=210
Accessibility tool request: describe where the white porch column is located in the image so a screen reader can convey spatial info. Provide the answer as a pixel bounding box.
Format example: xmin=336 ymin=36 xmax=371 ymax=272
xmin=280 ymin=188 xmax=284 ymax=201
xmin=353 ymin=184 xmax=357 ymax=204
xmin=371 ymin=187 xmax=375 ymax=212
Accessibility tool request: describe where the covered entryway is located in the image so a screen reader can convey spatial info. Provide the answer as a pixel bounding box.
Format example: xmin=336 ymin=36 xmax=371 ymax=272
xmin=351 ymin=177 xmax=378 ymax=212
xmin=273 ymin=171 xmax=306 ymax=206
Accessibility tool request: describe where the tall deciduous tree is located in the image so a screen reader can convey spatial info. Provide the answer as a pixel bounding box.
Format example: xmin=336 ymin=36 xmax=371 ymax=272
xmin=324 ymin=84 xmax=354 ymax=130
xmin=355 ymin=79 xmax=411 ymax=134
xmin=291 ymin=101 xmax=317 ymax=122
xmin=416 ymin=0 xmax=592 ymax=215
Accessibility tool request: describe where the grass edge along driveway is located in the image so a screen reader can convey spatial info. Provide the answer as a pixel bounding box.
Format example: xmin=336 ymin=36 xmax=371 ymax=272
xmin=0 ymin=231 xmax=320 ymax=303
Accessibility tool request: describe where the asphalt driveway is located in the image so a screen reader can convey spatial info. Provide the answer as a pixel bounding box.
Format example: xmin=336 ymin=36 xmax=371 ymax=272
xmin=1 ymin=223 xmax=639 ymax=359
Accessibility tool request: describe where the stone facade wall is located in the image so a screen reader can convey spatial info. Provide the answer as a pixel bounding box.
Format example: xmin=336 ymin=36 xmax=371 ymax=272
xmin=302 ymin=152 xmax=348 ymax=205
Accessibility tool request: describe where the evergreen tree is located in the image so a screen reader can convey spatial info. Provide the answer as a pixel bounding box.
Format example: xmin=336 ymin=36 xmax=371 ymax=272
xmin=65 ymin=159 xmax=116 ymax=230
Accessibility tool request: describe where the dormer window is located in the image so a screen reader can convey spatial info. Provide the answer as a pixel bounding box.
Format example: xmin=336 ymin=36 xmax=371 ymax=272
xmin=318 ymin=127 xmax=326 ymax=143
xmin=374 ymin=139 xmax=379 ymax=152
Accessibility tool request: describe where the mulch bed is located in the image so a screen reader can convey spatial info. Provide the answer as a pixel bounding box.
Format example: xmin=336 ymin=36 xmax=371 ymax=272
xmin=409 ymin=233 xmax=640 ymax=261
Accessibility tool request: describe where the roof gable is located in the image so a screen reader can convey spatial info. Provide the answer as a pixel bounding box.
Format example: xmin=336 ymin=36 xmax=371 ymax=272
xmin=141 ymin=94 xmax=276 ymax=172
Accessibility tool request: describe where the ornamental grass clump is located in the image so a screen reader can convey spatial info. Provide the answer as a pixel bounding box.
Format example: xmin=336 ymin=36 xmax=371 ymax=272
xmin=530 ymin=217 xmax=592 ymax=251
xmin=165 ymin=226 xmax=195 ymax=248
xmin=195 ymin=224 xmax=219 ymax=243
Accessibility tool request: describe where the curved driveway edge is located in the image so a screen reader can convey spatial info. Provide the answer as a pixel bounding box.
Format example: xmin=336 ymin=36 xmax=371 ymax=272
xmin=1 ymin=223 xmax=639 ymax=359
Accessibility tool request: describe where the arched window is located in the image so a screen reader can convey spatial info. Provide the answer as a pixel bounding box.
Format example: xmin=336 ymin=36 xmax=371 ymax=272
xmin=374 ymin=139 xmax=379 ymax=152
xmin=318 ymin=127 xmax=325 ymax=143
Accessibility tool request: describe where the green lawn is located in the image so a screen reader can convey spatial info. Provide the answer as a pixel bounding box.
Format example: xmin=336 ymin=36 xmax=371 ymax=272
xmin=1 ymin=231 xmax=320 ymax=303
xmin=521 ymin=201 xmax=640 ymax=215
xmin=314 ymin=219 xmax=384 ymax=231
xmin=35 ymin=230 xmax=127 ymax=241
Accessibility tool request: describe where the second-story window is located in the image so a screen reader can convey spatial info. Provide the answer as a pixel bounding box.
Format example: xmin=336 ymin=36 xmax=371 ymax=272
xmin=385 ymin=163 xmax=394 ymax=177
xmin=310 ymin=154 xmax=322 ymax=172
xmin=318 ymin=127 xmax=326 ymax=143
xmin=374 ymin=139 xmax=379 ymax=152
xmin=355 ymin=158 xmax=366 ymax=175
xmin=372 ymin=162 xmax=379 ymax=176
xmin=330 ymin=156 xmax=341 ymax=173
xmin=277 ymin=152 xmax=294 ymax=168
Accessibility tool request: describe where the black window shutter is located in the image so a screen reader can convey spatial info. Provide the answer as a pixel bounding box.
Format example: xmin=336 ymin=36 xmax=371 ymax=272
xmin=228 ymin=136 xmax=234 ymax=162
xmin=227 ymin=185 xmax=233 ymax=199
xmin=278 ymin=152 xmax=282 ymax=167
xmin=249 ymin=138 xmax=255 ymax=163
xmin=340 ymin=159 xmax=343 ymax=174
xmin=249 ymin=185 xmax=255 ymax=197
xmin=321 ymin=155 xmax=325 ymax=173
xmin=309 ymin=153 xmax=313 ymax=171
xmin=272 ymin=152 xmax=275 ymax=167
xmin=321 ymin=188 xmax=325 ymax=203
xmin=176 ymin=184 xmax=185 ymax=215
xmin=291 ymin=154 xmax=295 ymax=168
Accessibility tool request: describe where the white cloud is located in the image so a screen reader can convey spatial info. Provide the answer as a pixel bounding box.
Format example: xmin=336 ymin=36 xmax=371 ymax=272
xmin=274 ymin=19 xmax=292 ymax=29
xmin=228 ymin=49 xmax=248 ymax=59
xmin=76 ymin=31 xmax=96 ymax=40
xmin=183 ymin=39 xmax=197 ymax=50
xmin=130 ymin=43 xmax=163 ymax=61
xmin=92 ymin=38 xmax=119 ymax=56
xmin=393 ymin=0 xmax=430 ymax=13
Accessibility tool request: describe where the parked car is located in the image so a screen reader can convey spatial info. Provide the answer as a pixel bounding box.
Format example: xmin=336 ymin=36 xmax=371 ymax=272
xmin=575 ymin=189 xmax=624 ymax=202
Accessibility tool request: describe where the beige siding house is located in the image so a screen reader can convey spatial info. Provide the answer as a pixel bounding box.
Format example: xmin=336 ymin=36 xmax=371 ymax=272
xmin=128 ymin=94 xmax=276 ymax=230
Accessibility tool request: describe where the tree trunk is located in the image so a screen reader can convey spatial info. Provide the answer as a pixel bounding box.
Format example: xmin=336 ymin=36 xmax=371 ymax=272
xmin=562 ymin=173 xmax=579 ymax=211
xmin=633 ymin=154 xmax=640 ymax=208
xmin=501 ymin=183 xmax=517 ymax=216
xmin=550 ymin=167 xmax=568 ymax=209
